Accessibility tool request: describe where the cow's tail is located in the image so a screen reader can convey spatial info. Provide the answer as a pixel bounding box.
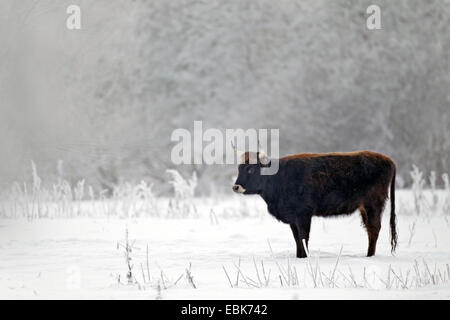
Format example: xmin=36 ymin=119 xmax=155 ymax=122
xmin=390 ymin=165 xmax=398 ymax=254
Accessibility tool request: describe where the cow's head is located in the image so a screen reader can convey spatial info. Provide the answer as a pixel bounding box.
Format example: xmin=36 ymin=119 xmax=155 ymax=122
xmin=232 ymin=147 xmax=270 ymax=195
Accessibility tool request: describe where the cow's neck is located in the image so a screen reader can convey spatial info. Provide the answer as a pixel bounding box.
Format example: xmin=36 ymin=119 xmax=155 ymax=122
xmin=259 ymin=175 xmax=277 ymax=204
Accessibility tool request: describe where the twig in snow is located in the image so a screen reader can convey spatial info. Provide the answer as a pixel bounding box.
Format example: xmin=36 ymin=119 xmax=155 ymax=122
xmin=222 ymin=266 xmax=234 ymax=288
xmin=329 ymin=246 xmax=343 ymax=287
xmin=408 ymin=221 xmax=416 ymax=247
xmin=185 ymin=263 xmax=197 ymax=289
xmin=146 ymin=244 xmax=151 ymax=282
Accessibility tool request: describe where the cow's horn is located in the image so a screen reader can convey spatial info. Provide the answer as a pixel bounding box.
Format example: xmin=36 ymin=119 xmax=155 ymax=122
xmin=258 ymin=141 xmax=267 ymax=158
xmin=257 ymin=141 xmax=270 ymax=164
xmin=231 ymin=141 xmax=238 ymax=153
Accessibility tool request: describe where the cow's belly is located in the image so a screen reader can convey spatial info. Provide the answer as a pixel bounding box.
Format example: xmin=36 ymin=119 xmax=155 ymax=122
xmin=315 ymin=190 xmax=363 ymax=216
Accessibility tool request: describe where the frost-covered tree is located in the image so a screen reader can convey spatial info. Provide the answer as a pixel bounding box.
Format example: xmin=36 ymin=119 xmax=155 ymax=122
xmin=1 ymin=0 xmax=449 ymax=193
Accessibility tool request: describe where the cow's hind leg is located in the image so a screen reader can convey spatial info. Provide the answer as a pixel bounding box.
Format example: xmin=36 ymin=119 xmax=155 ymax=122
xmin=360 ymin=205 xmax=382 ymax=257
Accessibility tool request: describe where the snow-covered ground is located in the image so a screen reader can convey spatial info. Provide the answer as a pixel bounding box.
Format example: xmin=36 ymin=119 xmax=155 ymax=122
xmin=1 ymin=192 xmax=450 ymax=299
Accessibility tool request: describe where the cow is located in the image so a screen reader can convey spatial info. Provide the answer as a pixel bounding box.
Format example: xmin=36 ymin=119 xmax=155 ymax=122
xmin=232 ymin=150 xmax=397 ymax=258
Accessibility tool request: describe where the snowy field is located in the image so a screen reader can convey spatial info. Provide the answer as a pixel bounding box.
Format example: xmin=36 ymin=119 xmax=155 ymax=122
xmin=1 ymin=189 xmax=450 ymax=300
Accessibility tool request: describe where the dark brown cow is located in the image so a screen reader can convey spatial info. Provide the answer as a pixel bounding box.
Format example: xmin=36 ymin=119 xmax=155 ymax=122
xmin=232 ymin=150 xmax=397 ymax=258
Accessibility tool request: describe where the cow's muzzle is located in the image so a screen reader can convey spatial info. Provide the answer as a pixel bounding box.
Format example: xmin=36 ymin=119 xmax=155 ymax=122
xmin=232 ymin=184 xmax=246 ymax=193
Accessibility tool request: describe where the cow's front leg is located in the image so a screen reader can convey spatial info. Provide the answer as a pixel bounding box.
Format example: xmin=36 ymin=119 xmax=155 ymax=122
xmin=294 ymin=215 xmax=312 ymax=258
xmin=289 ymin=224 xmax=302 ymax=258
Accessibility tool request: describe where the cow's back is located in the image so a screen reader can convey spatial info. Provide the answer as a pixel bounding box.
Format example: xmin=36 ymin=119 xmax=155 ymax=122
xmin=279 ymin=151 xmax=395 ymax=216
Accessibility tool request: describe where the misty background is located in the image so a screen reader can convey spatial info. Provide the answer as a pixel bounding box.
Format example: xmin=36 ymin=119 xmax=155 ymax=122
xmin=1 ymin=0 xmax=449 ymax=195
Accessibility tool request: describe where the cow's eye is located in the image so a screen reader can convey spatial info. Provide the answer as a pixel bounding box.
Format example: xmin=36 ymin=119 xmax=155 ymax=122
xmin=247 ymin=167 xmax=255 ymax=174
